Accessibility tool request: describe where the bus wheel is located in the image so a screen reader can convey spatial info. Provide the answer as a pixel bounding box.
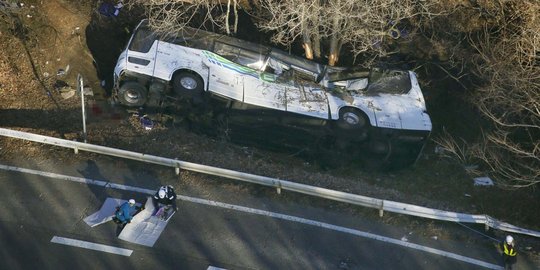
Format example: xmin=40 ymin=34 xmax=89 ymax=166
xmin=337 ymin=107 xmax=367 ymax=130
xmin=173 ymin=72 xmax=203 ymax=98
xmin=118 ymin=81 xmax=147 ymax=107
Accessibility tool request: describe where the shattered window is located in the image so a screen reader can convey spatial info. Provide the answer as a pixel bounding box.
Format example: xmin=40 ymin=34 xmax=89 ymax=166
xmin=129 ymin=28 xmax=157 ymax=53
xmin=367 ymin=69 xmax=411 ymax=94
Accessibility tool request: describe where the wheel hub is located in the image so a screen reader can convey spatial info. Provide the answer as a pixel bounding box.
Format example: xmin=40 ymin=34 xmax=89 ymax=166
xmin=343 ymin=112 xmax=360 ymax=125
xmin=180 ymin=77 xmax=197 ymax=90
xmin=126 ymin=90 xmax=139 ymax=101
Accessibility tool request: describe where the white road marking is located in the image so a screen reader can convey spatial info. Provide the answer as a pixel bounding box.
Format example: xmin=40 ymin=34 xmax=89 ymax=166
xmin=50 ymin=236 xmax=133 ymax=256
xmin=1 ymin=164 xmax=502 ymax=270
xmin=207 ymin=266 xmax=228 ymax=270
xmin=179 ymin=196 xmax=502 ymax=270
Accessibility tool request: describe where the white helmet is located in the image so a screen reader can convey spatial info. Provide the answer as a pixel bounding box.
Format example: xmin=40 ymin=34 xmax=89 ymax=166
xmin=506 ymin=235 xmax=514 ymax=245
xmin=128 ymin=199 xmax=136 ymax=205
xmin=158 ymin=189 xmax=166 ymax=199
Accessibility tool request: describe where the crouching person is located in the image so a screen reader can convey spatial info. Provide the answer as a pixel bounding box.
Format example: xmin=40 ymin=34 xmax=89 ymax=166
xmin=152 ymin=185 xmax=177 ymax=220
xmin=113 ymin=199 xmax=138 ymax=228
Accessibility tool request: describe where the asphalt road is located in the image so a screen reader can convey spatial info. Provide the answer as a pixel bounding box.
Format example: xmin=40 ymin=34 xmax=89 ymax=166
xmin=0 ymin=156 xmax=537 ymax=270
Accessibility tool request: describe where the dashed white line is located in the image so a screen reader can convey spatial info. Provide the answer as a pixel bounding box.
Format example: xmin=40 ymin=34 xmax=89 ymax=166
xmin=51 ymin=236 xmax=133 ymax=256
xmin=207 ymin=266 xmax=228 ymax=270
xmin=1 ymin=164 xmax=503 ymax=269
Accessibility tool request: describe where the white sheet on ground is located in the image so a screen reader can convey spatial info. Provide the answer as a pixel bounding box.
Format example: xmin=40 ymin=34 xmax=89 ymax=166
xmin=474 ymin=176 xmax=494 ymax=186
xmin=118 ymin=197 xmax=175 ymax=247
xmin=84 ymin=198 xmax=129 ymax=227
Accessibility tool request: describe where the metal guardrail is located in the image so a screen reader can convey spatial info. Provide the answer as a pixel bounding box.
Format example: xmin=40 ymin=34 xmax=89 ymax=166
xmin=1 ymin=127 xmax=539 ymax=238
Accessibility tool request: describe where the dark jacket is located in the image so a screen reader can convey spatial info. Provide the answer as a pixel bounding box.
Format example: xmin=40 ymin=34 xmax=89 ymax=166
xmin=152 ymin=185 xmax=177 ymax=210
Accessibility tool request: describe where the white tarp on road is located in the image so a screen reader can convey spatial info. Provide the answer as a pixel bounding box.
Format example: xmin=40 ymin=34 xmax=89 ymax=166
xmin=118 ymin=197 xmax=175 ymax=247
xmin=84 ymin=198 xmax=127 ymax=227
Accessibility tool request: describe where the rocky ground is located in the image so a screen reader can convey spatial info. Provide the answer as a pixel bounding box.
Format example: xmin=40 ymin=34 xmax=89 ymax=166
xmin=1 ymin=0 xmax=539 ymax=256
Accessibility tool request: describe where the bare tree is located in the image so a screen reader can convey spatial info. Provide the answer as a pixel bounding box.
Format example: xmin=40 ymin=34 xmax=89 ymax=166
xmin=255 ymin=0 xmax=439 ymax=66
xmin=126 ymin=0 xmax=242 ymax=35
xmin=251 ymin=1 xmax=323 ymax=60
xmin=431 ymin=0 xmax=540 ymax=188
xmin=128 ymin=0 xmax=440 ymax=66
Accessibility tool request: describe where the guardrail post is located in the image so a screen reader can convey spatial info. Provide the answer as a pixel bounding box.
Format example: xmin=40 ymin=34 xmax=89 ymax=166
xmin=77 ymin=74 xmax=87 ymax=143
xmin=72 ymin=139 xmax=79 ymax=154
xmin=485 ymin=223 xmax=489 ymax=232
xmin=379 ymin=201 xmax=384 ymax=217
xmin=174 ymin=158 xmax=180 ymax=175
xmin=276 ymin=182 xmax=281 ymax=195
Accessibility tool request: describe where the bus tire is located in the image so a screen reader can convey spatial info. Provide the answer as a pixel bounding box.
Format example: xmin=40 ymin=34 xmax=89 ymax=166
xmin=118 ymin=81 xmax=147 ymax=107
xmin=173 ymin=72 xmax=204 ymax=98
xmin=337 ymin=107 xmax=368 ymax=130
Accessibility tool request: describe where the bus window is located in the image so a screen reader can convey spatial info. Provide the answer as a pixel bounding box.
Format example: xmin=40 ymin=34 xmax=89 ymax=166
xmin=129 ymin=28 xmax=157 ymax=53
xmin=214 ymin=42 xmax=265 ymax=69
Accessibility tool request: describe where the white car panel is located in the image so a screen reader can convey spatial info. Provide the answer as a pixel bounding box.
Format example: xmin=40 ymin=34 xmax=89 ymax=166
xmin=125 ymin=41 xmax=158 ymax=77
xmin=243 ymin=76 xmax=287 ymax=111
xmin=286 ymin=84 xmax=329 ymax=119
xmin=208 ymin=67 xmax=243 ymax=101
xmin=154 ymin=42 xmax=195 ymax=81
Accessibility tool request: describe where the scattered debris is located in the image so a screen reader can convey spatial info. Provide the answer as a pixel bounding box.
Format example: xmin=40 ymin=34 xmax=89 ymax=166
xmin=464 ymin=164 xmax=479 ymax=171
xmin=71 ymin=27 xmax=81 ymax=35
xmin=401 ymin=236 xmax=408 ymax=242
xmin=60 ymin=89 xmax=75 ymax=99
xmin=464 ymin=193 xmax=472 ymax=197
xmin=83 ymin=86 xmax=93 ymax=96
xmin=98 ymin=1 xmax=124 ymax=17
xmin=54 ymin=80 xmax=75 ymax=99
xmin=474 ymin=177 xmax=494 ymax=186
xmin=431 ymin=236 xmax=438 ymax=240
xmin=43 ymin=72 xmax=49 ymax=77
xmin=140 ymin=115 xmax=154 ymax=130
xmin=434 ymin=145 xmax=446 ymax=154
xmin=56 ymin=65 xmax=70 ymax=76
xmin=53 ymin=80 xmax=69 ymax=89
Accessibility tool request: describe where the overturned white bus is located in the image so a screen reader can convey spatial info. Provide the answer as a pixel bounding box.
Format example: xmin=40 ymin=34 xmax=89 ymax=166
xmin=113 ymin=20 xmax=432 ymax=168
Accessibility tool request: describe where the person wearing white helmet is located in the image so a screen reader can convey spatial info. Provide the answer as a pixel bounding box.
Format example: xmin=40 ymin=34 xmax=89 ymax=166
xmin=113 ymin=199 xmax=139 ymax=228
xmin=499 ymin=235 xmax=517 ymax=269
xmin=152 ymin=185 xmax=178 ymax=218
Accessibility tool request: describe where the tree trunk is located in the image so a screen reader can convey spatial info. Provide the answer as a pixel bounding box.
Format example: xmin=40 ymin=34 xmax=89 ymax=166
xmin=225 ymin=0 xmax=231 ymax=34
xmin=299 ymin=4 xmax=313 ymax=60
xmin=311 ymin=0 xmax=321 ymax=60
xmin=312 ymin=31 xmax=321 ymax=59
xmin=233 ymin=0 xmax=238 ymax=33
xmin=328 ymin=16 xmax=341 ymax=66
xmin=303 ymin=30 xmax=314 ymax=60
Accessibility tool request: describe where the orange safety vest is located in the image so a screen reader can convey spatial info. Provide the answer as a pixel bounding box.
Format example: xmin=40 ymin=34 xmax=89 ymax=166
xmin=503 ymin=243 xmax=517 ymax=256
